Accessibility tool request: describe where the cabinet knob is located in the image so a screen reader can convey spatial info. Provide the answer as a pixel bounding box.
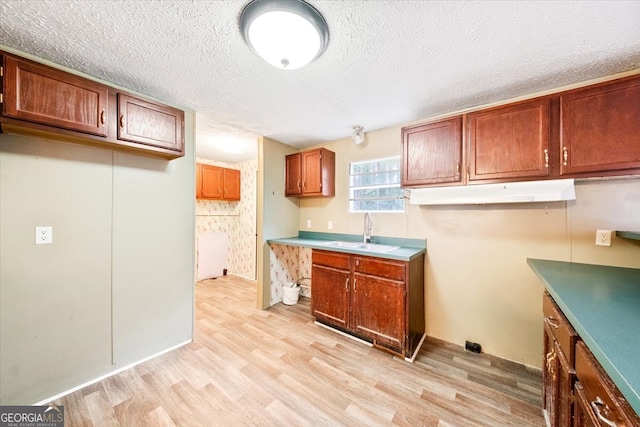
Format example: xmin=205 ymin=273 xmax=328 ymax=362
xmin=456 ymin=161 xmax=460 ymax=174
xmin=119 ymin=114 xmax=125 ymax=129
xmin=543 ymin=149 xmax=549 ymax=168
xmin=345 ymin=277 xmax=349 ymax=292
xmin=562 ymin=147 xmax=568 ymax=166
xmin=590 ymin=397 xmax=617 ymax=427
xmin=100 ymin=109 xmax=106 ymax=127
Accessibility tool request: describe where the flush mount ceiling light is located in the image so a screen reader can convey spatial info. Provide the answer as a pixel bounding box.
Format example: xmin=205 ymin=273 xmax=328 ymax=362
xmin=352 ymin=126 xmax=365 ymax=145
xmin=239 ymin=0 xmax=329 ymax=70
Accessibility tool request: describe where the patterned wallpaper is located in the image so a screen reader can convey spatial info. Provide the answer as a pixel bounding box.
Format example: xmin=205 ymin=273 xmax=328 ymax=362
xmin=268 ymin=244 xmax=311 ymax=306
xmin=196 ymin=158 xmax=257 ymax=280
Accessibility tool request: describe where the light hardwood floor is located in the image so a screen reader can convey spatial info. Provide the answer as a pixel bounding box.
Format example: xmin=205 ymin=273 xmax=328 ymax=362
xmin=52 ymin=275 xmax=545 ymax=426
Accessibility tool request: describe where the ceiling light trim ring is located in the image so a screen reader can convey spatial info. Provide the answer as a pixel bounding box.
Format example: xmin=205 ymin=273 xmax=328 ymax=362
xmin=239 ymin=0 xmax=329 ymax=69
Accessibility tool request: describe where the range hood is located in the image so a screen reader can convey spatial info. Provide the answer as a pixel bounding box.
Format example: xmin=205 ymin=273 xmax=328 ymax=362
xmin=409 ymin=179 xmax=576 ymax=205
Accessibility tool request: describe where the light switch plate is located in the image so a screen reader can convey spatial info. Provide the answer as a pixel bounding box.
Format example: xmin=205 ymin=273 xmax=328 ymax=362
xmin=35 ymin=226 xmax=53 ymax=244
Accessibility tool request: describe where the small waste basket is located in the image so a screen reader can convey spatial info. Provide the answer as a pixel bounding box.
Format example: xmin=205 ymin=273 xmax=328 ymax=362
xmin=283 ymin=283 xmax=300 ymax=305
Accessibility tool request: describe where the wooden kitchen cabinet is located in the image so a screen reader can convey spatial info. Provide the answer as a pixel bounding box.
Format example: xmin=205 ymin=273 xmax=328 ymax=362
xmin=311 ymin=249 xmax=425 ymax=358
xmin=401 ymin=116 xmax=463 ymax=187
xmin=543 ymin=292 xmax=577 ymax=427
xmin=311 ymin=251 xmax=351 ymax=329
xmin=560 ymin=75 xmax=640 ymax=177
xmin=117 ymin=94 xmax=184 ymax=154
xmin=285 ymin=148 xmax=335 ymax=197
xmin=1 ymin=51 xmax=184 ymax=159
xmin=3 ymin=55 xmax=109 ymax=136
xmin=468 ymin=97 xmax=551 ymax=181
xmin=196 ymin=163 xmax=241 ymax=201
xmin=574 ymin=341 xmax=640 ymax=427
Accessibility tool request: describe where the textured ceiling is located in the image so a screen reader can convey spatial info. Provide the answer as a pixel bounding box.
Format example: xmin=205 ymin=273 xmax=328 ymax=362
xmin=1 ymin=1 xmax=639 ymax=163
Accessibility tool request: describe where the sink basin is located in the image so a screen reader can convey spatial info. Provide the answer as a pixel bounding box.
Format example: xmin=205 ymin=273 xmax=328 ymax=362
xmin=321 ymin=241 xmax=399 ymax=253
xmin=321 ymin=241 xmax=363 ymax=248
xmin=358 ymin=243 xmax=400 ymax=253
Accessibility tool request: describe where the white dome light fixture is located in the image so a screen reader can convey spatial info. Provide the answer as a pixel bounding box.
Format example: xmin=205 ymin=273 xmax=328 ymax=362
xmin=239 ymin=0 xmax=329 ymax=70
xmin=352 ymin=126 xmax=365 ymax=145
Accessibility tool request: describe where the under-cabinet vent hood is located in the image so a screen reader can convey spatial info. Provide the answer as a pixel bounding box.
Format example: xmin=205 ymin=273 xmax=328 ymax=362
xmin=409 ymin=179 xmax=576 ymax=205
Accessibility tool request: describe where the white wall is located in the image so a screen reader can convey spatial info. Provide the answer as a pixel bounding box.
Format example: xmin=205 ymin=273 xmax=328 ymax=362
xmin=0 ymin=114 xmax=195 ymax=404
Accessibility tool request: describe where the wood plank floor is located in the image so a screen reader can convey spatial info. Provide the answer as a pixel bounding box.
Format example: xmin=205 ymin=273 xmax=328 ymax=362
xmin=52 ymin=275 xmax=545 ymax=426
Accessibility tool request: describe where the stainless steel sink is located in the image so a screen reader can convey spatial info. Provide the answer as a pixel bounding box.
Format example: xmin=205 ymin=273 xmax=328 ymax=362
xmin=321 ymin=241 xmax=363 ymax=248
xmin=357 ymin=243 xmax=400 ymax=253
xmin=321 ymin=241 xmax=399 ymax=253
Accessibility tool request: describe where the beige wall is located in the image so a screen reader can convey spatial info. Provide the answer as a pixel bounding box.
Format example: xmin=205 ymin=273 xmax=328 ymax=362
xmin=0 ymin=114 xmax=195 ymax=404
xmin=257 ymin=137 xmax=300 ymax=308
xmin=296 ymin=126 xmax=640 ymax=369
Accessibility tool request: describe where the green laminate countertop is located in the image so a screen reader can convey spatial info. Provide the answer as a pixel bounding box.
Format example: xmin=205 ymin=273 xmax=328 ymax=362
xmin=268 ymin=231 xmax=426 ymax=261
xmin=527 ymin=258 xmax=640 ymax=415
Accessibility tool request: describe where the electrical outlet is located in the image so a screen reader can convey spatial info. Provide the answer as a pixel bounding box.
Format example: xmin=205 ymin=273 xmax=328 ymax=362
xmin=35 ymin=226 xmax=53 ymax=245
xmin=595 ymin=229 xmax=612 ymax=246
xmin=327 ymin=220 xmax=333 ymax=230
xmin=306 ymin=219 xmax=312 ymax=228
xmin=465 ymin=340 xmax=482 ymax=354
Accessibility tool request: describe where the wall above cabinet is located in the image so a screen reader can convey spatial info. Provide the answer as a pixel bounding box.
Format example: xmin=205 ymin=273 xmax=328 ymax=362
xmin=1 ymin=51 xmax=185 ymax=160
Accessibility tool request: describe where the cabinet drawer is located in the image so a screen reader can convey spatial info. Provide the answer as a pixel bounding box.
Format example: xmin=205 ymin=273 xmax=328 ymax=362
xmin=354 ymin=257 xmax=405 ymax=281
xmin=312 ymin=250 xmax=351 ymax=270
xmin=575 ymin=340 xmax=639 ymax=426
xmin=542 ymin=292 xmax=577 ymax=365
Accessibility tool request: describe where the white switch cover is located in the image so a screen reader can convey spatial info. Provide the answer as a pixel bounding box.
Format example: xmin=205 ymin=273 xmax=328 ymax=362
xmin=306 ymin=220 xmax=312 ymax=228
xmin=35 ymin=226 xmax=53 ymax=244
xmin=328 ymin=221 xmax=333 ymax=230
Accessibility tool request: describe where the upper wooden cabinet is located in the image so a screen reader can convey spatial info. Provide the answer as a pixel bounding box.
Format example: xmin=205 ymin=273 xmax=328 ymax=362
xmin=401 ymin=116 xmax=463 ymax=187
xmin=196 ymin=164 xmax=240 ymax=201
xmin=468 ymin=98 xmax=551 ymax=181
xmin=285 ymin=148 xmax=335 ymax=197
xmin=401 ymin=74 xmax=640 ymax=188
xmin=3 ymin=55 xmax=109 ymax=136
xmin=560 ymin=76 xmax=640 ymax=176
xmin=1 ymin=51 xmax=184 ymax=159
xmin=117 ymin=94 xmax=184 ymax=154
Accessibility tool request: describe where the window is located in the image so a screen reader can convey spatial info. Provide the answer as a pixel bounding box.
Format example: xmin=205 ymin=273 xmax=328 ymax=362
xmin=349 ymin=156 xmax=405 ymax=213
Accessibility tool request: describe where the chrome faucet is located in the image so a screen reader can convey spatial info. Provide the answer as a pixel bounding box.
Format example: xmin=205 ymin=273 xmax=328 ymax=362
xmin=363 ymin=212 xmax=373 ymax=243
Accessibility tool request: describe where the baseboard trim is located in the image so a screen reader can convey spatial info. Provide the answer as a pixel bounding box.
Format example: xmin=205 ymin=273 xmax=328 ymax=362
xmin=34 ymin=339 xmax=192 ymax=406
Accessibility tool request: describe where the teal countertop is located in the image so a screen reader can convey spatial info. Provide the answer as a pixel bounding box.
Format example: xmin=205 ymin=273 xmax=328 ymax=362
xmin=617 ymin=230 xmax=640 ymax=241
xmin=268 ymin=231 xmax=426 ymax=261
xmin=527 ymin=258 xmax=640 ymax=415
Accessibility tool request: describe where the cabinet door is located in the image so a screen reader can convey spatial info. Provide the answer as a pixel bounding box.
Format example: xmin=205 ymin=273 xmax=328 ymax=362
xmin=352 ymin=257 xmax=406 ymax=352
xmin=223 ymin=168 xmax=241 ymax=200
xmin=351 ymin=272 xmax=405 ymax=352
xmin=401 ymin=117 xmax=463 ymax=186
xmin=560 ymin=76 xmax=640 ymax=176
xmin=117 ymin=94 xmax=184 ymax=153
xmin=285 ymin=153 xmax=302 ymax=196
xmin=311 ymin=264 xmax=350 ymax=329
xmin=556 ymin=342 xmax=574 ymax=427
xmin=302 ymin=149 xmax=323 ymax=194
xmin=200 ymin=164 xmax=224 ymax=199
xmin=543 ymin=323 xmax=559 ymax=425
xmin=3 ymin=55 xmax=108 ymax=136
xmin=469 ymin=98 xmax=550 ymax=181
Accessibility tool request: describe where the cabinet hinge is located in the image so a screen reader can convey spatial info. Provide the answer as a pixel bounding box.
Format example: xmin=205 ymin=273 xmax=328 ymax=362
xmin=0 ymin=93 xmax=2 ymax=104
xmin=0 ymin=66 xmax=3 ymax=77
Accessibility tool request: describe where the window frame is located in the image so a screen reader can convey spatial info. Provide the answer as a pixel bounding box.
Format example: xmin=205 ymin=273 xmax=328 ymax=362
xmin=348 ymin=155 xmax=405 ymax=214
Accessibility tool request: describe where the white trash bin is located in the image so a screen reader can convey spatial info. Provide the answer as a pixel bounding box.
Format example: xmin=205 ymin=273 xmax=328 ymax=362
xmin=283 ymin=284 xmax=300 ymax=305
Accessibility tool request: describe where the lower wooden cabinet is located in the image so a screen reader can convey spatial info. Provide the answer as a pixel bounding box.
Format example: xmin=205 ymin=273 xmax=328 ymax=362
xmin=543 ymin=292 xmax=640 ymax=426
xmin=311 ymin=249 xmax=425 ymax=359
xmin=543 ymin=292 xmax=577 ymax=427
xmin=574 ymin=341 xmax=640 ymax=427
